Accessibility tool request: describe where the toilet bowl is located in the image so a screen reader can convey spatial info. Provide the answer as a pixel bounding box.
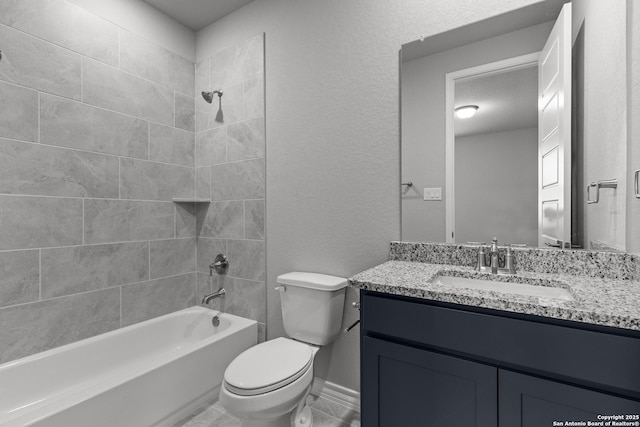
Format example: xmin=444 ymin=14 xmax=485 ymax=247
xmin=219 ymin=272 xmax=348 ymax=427
xmin=219 ymin=338 xmax=319 ymax=427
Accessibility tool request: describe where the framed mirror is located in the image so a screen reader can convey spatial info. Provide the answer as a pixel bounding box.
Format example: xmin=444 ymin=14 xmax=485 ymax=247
xmin=400 ymin=0 xmax=629 ymax=251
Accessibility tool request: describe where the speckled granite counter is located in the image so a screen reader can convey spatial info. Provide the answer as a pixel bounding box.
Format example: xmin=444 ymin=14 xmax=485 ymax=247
xmin=349 ymin=260 xmax=640 ymax=331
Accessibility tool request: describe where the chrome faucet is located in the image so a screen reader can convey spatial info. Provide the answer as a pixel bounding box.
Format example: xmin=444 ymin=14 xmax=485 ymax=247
xmin=202 ymin=288 xmax=226 ymax=304
xmin=475 ymin=237 xmax=516 ymax=275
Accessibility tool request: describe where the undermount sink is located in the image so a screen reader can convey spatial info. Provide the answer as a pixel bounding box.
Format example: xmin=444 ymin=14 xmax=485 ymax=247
xmin=434 ymin=275 xmax=574 ymax=301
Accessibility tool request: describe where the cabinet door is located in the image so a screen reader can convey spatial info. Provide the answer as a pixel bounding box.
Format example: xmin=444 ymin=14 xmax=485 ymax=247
xmin=500 ymin=370 xmax=640 ymax=426
xmin=362 ymin=336 xmax=497 ymax=427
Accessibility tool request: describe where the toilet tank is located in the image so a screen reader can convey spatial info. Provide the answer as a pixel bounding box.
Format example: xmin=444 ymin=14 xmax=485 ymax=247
xmin=276 ymin=272 xmax=348 ymax=346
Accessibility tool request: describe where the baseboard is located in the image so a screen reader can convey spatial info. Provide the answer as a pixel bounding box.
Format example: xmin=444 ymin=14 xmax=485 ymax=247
xmin=311 ymin=377 xmax=360 ymax=412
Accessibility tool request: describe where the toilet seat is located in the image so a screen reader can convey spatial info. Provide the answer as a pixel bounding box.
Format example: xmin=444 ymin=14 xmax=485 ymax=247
xmin=224 ymin=338 xmax=313 ymax=396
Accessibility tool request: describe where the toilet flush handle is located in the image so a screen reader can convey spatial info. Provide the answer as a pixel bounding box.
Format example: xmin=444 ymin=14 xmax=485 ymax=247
xmin=274 ymin=286 xmax=286 ymax=293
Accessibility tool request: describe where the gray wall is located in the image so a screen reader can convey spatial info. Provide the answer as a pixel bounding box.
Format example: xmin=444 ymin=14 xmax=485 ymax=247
xmin=455 ymin=128 xmax=538 ymax=247
xmin=401 ymin=21 xmax=552 ymax=243
xmin=195 ymin=34 xmax=267 ymax=341
xmin=196 ymin=0 xmax=549 ymax=393
xmin=0 ymin=0 xmax=198 ymax=364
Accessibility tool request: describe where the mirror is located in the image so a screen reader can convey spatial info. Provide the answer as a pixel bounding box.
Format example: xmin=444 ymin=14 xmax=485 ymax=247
xmin=400 ymin=0 xmax=629 ymax=251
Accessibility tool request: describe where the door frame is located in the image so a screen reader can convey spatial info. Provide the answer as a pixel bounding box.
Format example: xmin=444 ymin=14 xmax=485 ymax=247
xmin=444 ymin=52 xmax=540 ymax=243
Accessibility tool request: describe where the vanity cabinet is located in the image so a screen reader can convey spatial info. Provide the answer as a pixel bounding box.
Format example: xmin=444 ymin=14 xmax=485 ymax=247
xmin=360 ymin=291 xmax=640 ymax=427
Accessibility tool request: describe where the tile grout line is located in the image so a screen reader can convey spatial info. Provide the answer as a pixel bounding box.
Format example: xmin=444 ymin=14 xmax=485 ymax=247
xmin=118 ymin=157 xmax=121 ymax=199
xmin=37 ymin=92 xmax=41 ymax=143
xmin=82 ymin=198 xmax=85 ymax=245
xmin=38 ymin=249 xmax=42 ymax=301
xmin=0 ymin=135 xmax=195 ymax=169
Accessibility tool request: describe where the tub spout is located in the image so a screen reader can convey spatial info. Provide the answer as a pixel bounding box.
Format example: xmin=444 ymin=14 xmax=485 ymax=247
xmin=202 ymin=289 xmax=226 ymax=304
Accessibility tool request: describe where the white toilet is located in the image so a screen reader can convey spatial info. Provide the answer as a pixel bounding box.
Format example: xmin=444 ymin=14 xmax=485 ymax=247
xmin=219 ymin=272 xmax=348 ymax=427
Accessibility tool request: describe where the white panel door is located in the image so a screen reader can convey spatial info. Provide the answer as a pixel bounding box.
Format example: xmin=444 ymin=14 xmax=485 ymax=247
xmin=538 ymin=3 xmax=572 ymax=248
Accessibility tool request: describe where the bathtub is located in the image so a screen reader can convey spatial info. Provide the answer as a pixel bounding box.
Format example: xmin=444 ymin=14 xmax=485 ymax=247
xmin=0 ymin=306 xmax=257 ymax=427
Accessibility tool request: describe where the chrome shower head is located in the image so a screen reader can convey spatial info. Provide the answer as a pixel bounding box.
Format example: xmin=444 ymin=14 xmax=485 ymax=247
xmin=201 ymin=89 xmax=223 ymax=104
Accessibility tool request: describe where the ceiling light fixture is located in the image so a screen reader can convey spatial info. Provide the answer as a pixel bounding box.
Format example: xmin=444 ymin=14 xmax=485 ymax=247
xmin=455 ymin=105 xmax=479 ymax=119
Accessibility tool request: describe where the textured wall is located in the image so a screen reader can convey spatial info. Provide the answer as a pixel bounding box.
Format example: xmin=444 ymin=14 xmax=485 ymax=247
xmin=196 ymin=0 xmax=544 ymax=392
xmin=401 ymin=22 xmax=551 ymax=243
xmin=456 ymin=128 xmax=538 ymax=247
xmin=0 ymin=0 xmax=198 ymax=364
xmin=194 ymin=34 xmax=267 ymax=341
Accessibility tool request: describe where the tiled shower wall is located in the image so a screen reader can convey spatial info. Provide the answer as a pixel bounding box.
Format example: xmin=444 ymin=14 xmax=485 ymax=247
xmin=195 ymin=34 xmax=267 ymax=341
xmin=0 ymin=0 xmax=198 ymax=364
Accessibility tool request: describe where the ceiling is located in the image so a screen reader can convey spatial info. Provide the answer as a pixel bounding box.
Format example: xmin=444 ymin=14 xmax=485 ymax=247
xmin=454 ymin=66 xmax=538 ymax=138
xmin=143 ymin=0 xmax=255 ymax=31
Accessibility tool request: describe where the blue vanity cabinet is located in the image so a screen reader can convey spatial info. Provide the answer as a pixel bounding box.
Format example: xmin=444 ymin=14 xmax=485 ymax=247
xmin=360 ymin=290 xmax=640 ymax=427
xmin=499 ymin=370 xmax=640 ymax=426
xmin=362 ymin=335 xmax=497 ymax=426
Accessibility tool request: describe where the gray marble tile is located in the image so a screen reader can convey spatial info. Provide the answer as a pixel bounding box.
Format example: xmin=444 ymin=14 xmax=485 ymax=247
xmin=149 ymin=123 xmax=195 ymax=167
xmin=0 ymin=287 xmax=120 ymax=364
xmin=197 ymin=201 xmax=244 ymax=239
xmin=40 ymin=94 xmax=148 ymax=158
xmin=0 ymin=81 xmax=38 ymax=142
xmin=119 ymin=29 xmax=195 ymax=97
xmin=216 ymin=277 xmax=265 ymax=322
xmin=120 ymin=158 xmax=195 ymax=201
xmin=195 ymin=60 xmax=209 ymax=91
xmin=210 ymin=158 xmax=265 ymax=201
xmin=84 ymin=199 xmax=175 ymax=244
xmin=121 ymin=273 xmax=196 ymax=326
xmin=175 ymin=92 xmax=196 ymax=132
xmin=175 ymin=202 xmax=197 ymax=238
xmin=0 ymin=195 xmax=82 ymax=250
xmin=0 ymin=24 xmax=81 ymax=99
xmin=196 ymin=167 xmax=211 ymax=200
xmin=309 ymin=408 xmax=351 ymax=427
xmin=176 ymin=405 xmax=240 ymax=427
xmin=243 ymin=75 xmax=264 ymax=119
xmin=150 ymin=238 xmax=196 ymax=279
xmin=244 ymin=199 xmax=265 ymax=240
xmin=197 ymin=238 xmax=226 ymax=273
xmin=210 ymin=34 xmax=264 ymax=88
xmin=195 ymin=59 xmax=210 ymax=129
xmin=227 ymin=239 xmax=265 ymax=281
xmin=0 ymin=0 xmax=118 ymax=66
xmin=309 ymin=397 xmax=361 ymax=427
xmin=0 ymin=249 xmax=39 ymax=308
xmin=82 ymin=58 xmax=174 ymax=126
xmin=41 ymin=242 xmax=149 ymax=299
xmin=0 ymin=138 xmax=119 ymax=198
xmin=196 ymin=128 xmax=226 ymax=167
xmin=226 ymin=117 xmax=265 ymax=162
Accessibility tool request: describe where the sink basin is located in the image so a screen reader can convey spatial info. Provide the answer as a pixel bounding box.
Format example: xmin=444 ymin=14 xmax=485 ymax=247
xmin=434 ymin=275 xmax=574 ymax=301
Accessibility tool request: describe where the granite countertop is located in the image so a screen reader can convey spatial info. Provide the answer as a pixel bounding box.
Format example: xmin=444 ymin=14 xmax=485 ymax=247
xmin=349 ymin=260 xmax=640 ymax=331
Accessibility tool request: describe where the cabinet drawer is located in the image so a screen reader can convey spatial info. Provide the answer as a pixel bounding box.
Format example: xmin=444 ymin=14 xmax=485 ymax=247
xmin=361 ymin=291 xmax=640 ymax=396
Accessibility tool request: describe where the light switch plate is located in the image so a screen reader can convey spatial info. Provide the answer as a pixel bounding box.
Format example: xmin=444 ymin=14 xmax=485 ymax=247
xmin=423 ymin=187 xmax=442 ymax=201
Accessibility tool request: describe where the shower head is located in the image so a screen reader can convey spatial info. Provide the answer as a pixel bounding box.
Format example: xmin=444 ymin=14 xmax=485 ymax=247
xmin=202 ymin=89 xmax=223 ymax=104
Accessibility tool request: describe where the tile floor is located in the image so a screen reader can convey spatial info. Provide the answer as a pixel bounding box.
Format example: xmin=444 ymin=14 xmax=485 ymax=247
xmin=175 ymin=394 xmax=361 ymax=427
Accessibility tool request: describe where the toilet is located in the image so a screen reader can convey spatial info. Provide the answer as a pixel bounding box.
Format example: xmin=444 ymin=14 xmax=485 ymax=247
xmin=219 ymin=272 xmax=348 ymax=427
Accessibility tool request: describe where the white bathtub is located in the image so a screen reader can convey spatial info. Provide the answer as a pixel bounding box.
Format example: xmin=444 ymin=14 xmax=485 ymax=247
xmin=0 ymin=306 xmax=257 ymax=427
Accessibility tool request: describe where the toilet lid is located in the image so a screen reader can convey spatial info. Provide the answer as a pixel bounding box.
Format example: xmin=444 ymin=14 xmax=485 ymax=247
xmin=224 ymin=337 xmax=313 ymax=396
